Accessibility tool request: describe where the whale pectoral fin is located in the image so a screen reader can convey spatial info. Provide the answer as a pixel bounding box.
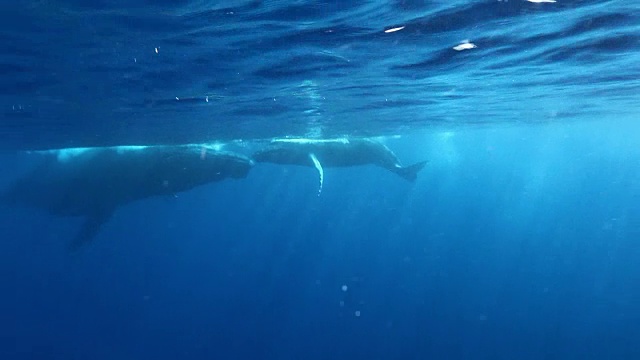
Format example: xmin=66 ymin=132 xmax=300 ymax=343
xmin=68 ymin=208 xmax=114 ymax=252
xmin=394 ymin=160 xmax=428 ymax=181
xmin=309 ymin=153 xmax=323 ymax=196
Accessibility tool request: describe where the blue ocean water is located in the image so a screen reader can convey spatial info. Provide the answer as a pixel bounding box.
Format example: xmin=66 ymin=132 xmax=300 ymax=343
xmin=1 ymin=0 xmax=640 ymax=359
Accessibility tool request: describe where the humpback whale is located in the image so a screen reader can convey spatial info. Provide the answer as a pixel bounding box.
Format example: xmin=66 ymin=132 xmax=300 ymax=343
xmin=1 ymin=145 xmax=253 ymax=250
xmin=252 ymin=138 xmax=427 ymax=194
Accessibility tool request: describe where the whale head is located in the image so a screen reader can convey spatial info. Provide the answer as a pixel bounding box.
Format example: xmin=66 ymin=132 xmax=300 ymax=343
xmin=252 ymin=147 xmax=288 ymax=163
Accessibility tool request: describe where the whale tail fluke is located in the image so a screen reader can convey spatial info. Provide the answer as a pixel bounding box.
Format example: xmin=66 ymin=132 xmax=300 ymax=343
xmin=394 ymin=161 xmax=427 ymax=181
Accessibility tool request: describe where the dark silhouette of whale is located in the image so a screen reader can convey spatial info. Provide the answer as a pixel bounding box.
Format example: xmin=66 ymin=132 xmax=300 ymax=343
xmin=2 ymin=145 xmax=253 ymax=250
xmin=252 ymin=138 xmax=427 ymax=194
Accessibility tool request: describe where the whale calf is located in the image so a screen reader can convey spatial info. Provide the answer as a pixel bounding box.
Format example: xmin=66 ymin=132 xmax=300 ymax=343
xmin=2 ymin=145 xmax=253 ymax=250
xmin=252 ymin=138 xmax=427 ymax=194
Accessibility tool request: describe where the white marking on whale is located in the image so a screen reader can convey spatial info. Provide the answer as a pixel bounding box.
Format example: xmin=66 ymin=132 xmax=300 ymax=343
xmin=309 ymin=153 xmax=323 ymax=196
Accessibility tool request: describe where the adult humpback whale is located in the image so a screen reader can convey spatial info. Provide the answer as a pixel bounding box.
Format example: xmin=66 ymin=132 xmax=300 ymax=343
xmin=252 ymin=138 xmax=427 ymax=194
xmin=2 ymin=145 xmax=253 ymax=250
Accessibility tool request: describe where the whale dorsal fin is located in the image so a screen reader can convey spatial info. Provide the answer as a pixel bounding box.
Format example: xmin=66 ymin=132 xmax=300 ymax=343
xmin=309 ymin=153 xmax=323 ymax=196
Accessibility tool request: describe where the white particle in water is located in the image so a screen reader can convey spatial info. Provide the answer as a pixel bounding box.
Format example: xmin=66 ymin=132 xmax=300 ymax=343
xmin=341 ymin=285 xmax=348 ymax=292
xmin=384 ymin=26 xmax=405 ymax=33
xmin=453 ymin=42 xmax=477 ymax=51
xmin=355 ymin=310 xmax=361 ymax=317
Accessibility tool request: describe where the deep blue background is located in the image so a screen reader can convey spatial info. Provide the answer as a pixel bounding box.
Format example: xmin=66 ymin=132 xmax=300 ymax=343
xmin=2 ymin=122 xmax=640 ymax=359
xmin=1 ymin=0 xmax=640 ymax=358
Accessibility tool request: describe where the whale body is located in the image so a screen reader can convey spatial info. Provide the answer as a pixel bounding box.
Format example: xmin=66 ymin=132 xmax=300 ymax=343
xmin=252 ymin=138 xmax=427 ymax=194
xmin=2 ymin=145 xmax=253 ymax=250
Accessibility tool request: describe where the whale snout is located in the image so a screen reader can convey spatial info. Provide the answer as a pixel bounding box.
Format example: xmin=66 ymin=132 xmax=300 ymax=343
xmin=228 ymin=159 xmax=253 ymax=179
xmin=252 ymin=148 xmax=305 ymax=165
xmin=252 ymin=148 xmax=287 ymax=164
xmin=251 ymin=149 xmax=276 ymax=162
